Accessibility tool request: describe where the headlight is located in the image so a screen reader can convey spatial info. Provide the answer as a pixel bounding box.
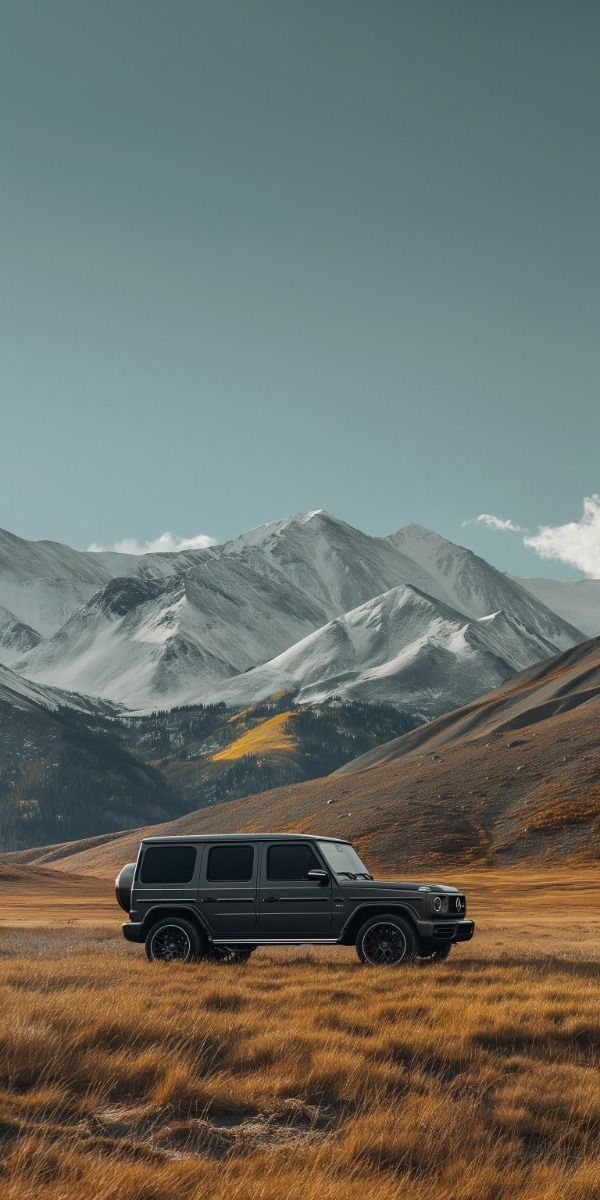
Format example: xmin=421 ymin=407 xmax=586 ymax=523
xmin=432 ymin=895 xmax=448 ymax=913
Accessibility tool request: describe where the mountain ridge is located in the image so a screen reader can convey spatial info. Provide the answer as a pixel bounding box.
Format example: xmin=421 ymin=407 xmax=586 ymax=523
xmin=3 ymin=512 xmax=585 ymax=714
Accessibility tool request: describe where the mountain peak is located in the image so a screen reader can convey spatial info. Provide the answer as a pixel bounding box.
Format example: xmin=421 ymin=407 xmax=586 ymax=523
xmin=388 ymin=523 xmax=458 ymax=548
xmin=223 ymin=508 xmax=359 ymax=553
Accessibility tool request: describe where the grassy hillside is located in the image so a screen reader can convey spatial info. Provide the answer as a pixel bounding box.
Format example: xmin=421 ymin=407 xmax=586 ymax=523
xmin=213 ymin=710 xmax=296 ymax=759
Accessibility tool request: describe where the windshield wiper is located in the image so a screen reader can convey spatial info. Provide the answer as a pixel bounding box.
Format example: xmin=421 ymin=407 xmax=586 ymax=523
xmin=356 ymin=872 xmax=373 ymax=880
xmin=336 ymin=871 xmax=357 ymax=879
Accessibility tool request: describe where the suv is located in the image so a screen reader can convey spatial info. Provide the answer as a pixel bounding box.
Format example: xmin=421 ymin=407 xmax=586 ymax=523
xmin=116 ymin=833 xmax=474 ymax=966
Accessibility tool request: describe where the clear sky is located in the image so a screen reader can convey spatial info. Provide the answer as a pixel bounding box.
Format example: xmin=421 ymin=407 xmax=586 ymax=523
xmin=1 ymin=1 xmax=598 ymax=578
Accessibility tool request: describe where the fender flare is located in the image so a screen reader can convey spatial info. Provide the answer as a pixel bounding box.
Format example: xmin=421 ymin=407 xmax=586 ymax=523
xmin=339 ymin=901 xmax=421 ymax=943
xmin=138 ymin=904 xmax=213 ymax=941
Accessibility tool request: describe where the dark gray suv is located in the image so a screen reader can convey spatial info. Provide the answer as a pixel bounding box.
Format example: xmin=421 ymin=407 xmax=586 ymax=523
xmin=116 ymin=833 xmax=474 ymax=966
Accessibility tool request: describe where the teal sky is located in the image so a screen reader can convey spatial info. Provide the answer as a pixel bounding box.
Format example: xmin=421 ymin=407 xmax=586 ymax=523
xmin=1 ymin=2 xmax=598 ymax=578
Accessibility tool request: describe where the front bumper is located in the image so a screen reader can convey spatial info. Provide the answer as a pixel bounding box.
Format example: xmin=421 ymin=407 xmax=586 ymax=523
xmin=416 ymin=917 xmax=475 ymax=943
xmin=453 ymin=919 xmax=475 ymax=942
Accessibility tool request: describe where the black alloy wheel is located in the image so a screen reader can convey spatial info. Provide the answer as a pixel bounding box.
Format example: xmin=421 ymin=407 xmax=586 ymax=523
xmin=356 ymin=913 xmax=416 ymax=966
xmin=145 ymin=918 xmax=203 ymax=963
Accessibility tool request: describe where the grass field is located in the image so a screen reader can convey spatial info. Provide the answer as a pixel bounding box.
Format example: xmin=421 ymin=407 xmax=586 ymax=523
xmin=0 ymin=869 xmax=598 ymax=1200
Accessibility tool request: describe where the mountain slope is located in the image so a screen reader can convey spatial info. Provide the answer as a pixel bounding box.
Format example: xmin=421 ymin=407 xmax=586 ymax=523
xmin=0 ymin=662 xmax=121 ymax=717
xmin=25 ymin=638 xmax=599 ymax=876
xmin=15 ymin=558 xmax=330 ymax=708
xmin=12 ymin=512 xmax=585 ymax=712
xmin=116 ymin=695 xmax=416 ymax=819
xmin=389 ymin=524 xmax=583 ymax=648
xmin=214 ymin=585 xmax=563 ymax=716
xmin=0 ymin=605 xmax=41 ymax=664
xmin=0 ymin=665 xmax=176 ymax=851
xmin=515 ymin=576 xmax=600 ymax=638
xmin=0 ymin=525 xmax=216 ymax=637
xmin=336 ymin=635 xmax=600 ymax=773
xmin=0 ymin=670 xmax=415 ymax=851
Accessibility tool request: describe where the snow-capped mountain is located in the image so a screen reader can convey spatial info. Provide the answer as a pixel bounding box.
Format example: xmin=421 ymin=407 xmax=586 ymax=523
xmin=0 ymin=525 xmax=216 ymax=637
xmin=4 ymin=510 xmax=587 ymax=715
xmin=388 ymin=525 xmax=581 ymax=649
xmin=213 ymin=585 xmax=564 ymax=716
xmin=514 ymin=576 xmax=600 ymax=638
xmin=0 ymin=605 xmax=41 ymax=665
xmin=0 ymin=661 xmax=118 ymax=717
xmin=16 ymin=559 xmax=330 ymax=709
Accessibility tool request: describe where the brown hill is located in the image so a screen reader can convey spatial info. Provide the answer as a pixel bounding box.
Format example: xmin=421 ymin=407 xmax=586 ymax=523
xmin=0 ymin=861 xmax=114 ymax=927
xmin=7 ymin=638 xmax=600 ymax=879
xmin=336 ymin=635 xmax=600 ymax=772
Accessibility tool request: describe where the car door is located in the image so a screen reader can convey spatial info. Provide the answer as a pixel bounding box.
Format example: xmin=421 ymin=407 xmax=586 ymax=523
xmin=197 ymin=842 xmax=258 ymax=937
xmin=258 ymin=841 xmax=333 ymax=937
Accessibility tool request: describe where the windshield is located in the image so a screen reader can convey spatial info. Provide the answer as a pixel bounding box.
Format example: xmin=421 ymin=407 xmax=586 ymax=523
xmin=317 ymin=841 xmax=373 ymax=880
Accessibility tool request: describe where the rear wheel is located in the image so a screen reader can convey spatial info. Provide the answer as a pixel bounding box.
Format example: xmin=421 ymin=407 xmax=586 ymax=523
xmin=145 ymin=918 xmax=204 ymax=964
xmin=355 ymin=913 xmax=416 ymax=966
xmin=417 ymin=941 xmax=452 ymax=964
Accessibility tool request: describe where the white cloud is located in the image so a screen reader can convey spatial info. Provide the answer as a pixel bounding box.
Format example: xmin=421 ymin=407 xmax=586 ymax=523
xmin=463 ymin=496 xmax=600 ymax=578
xmin=87 ymin=531 xmax=218 ymax=555
xmin=523 ymin=494 xmax=600 ymax=579
xmin=463 ymin=513 xmax=528 ymax=534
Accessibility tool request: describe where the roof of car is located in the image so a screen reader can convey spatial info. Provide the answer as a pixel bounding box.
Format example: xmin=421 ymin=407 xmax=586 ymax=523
xmin=140 ymin=833 xmax=351 ymax=845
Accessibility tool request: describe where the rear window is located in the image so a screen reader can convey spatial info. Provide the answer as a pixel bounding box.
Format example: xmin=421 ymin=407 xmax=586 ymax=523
xmin=140 ymin=844 xmax=197 ymax=884
xmin=207 ymin=844 xmax=255 ymax=881
xmin=267 ymin=843 xmax=319 ymax=880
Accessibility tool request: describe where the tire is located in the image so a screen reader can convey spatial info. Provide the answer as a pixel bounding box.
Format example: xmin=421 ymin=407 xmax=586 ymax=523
xmin=207 ymin=946 xmax=255 ymax=965
xmin=355 ymin=913 xmax=417 ymax=966
xmin=145 ymin=917 xmax=204 ymax=964
xmin=416 ymin=942 xmax=452 ymax=964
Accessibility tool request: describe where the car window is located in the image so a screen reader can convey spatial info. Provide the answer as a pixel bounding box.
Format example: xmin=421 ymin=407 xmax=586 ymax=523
xmin=267 ymin=843 xmax=320 ymax=881
xmin=207 ymin=844 xmax=255 ymax=881
xmin=140 ymin=844 xmax=197 ymax=884
xmin=317 ymin=841 xmax=371 ymax=877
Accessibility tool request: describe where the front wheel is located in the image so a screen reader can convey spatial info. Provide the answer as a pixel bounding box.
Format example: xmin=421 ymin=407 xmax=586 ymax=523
xmin=145 ymin=917 xmax=204 ymax=963
xmin=355 ymin=913 xmax=416 ymax=966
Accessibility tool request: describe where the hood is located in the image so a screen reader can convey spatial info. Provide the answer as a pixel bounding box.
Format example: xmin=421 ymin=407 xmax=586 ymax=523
xmin=340 ymin=879 xmax=459 ymax=893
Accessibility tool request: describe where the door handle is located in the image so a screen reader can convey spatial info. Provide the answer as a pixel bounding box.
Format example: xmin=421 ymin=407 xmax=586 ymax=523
xmin=262 ymin=896 xmax=278 ymax=903
xmin=202 ymin=896 xmax=216 ymax=903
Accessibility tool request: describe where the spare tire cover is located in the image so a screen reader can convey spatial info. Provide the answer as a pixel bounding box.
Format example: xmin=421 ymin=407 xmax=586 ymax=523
xmin=115 ymin=862 xmax=136 ymax=912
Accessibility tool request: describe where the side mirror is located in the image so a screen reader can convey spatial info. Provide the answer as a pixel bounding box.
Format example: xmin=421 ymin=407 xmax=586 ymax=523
xmin=307 ymin=868 xmax=330 ymax=886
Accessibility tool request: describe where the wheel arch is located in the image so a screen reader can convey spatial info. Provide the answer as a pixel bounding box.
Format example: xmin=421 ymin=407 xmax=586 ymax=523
xmin=140 ymin=905 xmax=211 ymax=942
xmin=339 ymin=904 xmax=419 ymax=946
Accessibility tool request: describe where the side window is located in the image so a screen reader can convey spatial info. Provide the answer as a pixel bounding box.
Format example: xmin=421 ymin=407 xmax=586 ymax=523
xmin=267 ymin=843 xmax=319 ymax=881
xmin=140 ymin=844 xmax=197 ymax=884
xmin=207 ymin=844 xmax=255 ymax=882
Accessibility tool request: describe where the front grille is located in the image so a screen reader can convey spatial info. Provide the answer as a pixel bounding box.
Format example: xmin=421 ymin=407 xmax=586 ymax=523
xmin=433 ymin=924 xmax=455 ymax=938
xmin=448 ymin=894 xmax=466 ymax=916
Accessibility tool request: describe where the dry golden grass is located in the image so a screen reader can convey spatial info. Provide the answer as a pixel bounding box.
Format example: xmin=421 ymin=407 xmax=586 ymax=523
xmin=0 ymin=870 xmax=599 ymax=1199
xmin=0 ymin=864 xmax=117 ymax=929
xmin=212 ymin=712 xmax=296 ymax=761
